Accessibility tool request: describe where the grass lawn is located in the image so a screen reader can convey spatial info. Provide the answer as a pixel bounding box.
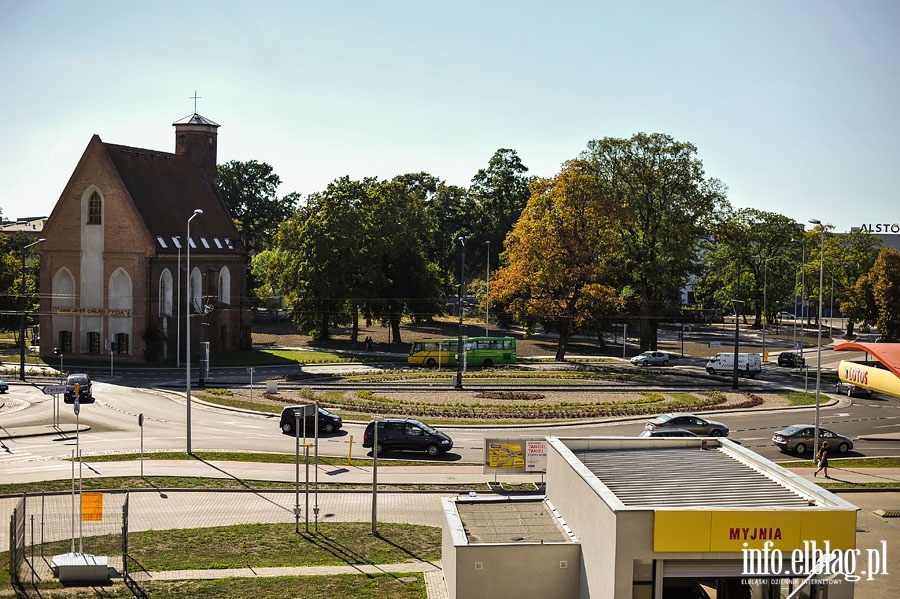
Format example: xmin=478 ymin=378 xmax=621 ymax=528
xmin=1 ymin=522 xmax=437 ymax=598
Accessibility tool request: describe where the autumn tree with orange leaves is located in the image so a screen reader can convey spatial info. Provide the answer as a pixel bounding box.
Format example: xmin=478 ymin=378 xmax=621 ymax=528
xmin=490 ymin=159 xmax=624 ymax=360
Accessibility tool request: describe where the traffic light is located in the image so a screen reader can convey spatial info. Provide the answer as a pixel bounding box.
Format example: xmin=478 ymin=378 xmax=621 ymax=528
xmin=73 ymin=383 xmax=80 ymax=399
xmin=53 ymin=346 xmax=60 ymax=356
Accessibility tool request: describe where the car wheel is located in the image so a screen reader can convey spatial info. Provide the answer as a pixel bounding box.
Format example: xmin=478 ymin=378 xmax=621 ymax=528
xmin=426 ymin=358 xmax=436 ymax=367
xmin=322 ymin=423 xmax=335 ymax=433
xmin=483 ymin=358 xmax=493 ymax=367
xmin=281 ymin=423 xmax=292 ymax=434
xmin=375 ymin=442 xmax=386 ymax=456
xmin=426 ymin=444 xmax=440 ymax=457
xmin=794 ymin=442 xmax=807 ymax=455
xmin=641 ymin=361 xmax=649 ymax=366
xmin=834 ymin=384 xmax=841 ymax=394
xmin=662 ymin=360 xmax=669 ymax=366
xmin=710 ymin=430 xmax=723 ymax=437
xmin=837 ymin=442 xmax=850 ymax=453
xmin=706 ymin=368 xmax=715 ymax=375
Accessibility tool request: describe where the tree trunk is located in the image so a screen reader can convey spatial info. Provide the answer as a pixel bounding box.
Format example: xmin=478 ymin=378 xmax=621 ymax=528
xmin=351 ymin=304 xmax=359 ymax=343
xmin=391 ymin=318 xmax=402 ymax=345
xmin=555 ymin=317 xmax=571 ymax=361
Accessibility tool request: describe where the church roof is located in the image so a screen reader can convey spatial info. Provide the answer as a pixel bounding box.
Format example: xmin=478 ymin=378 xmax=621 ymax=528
xmin=172 ymin=112 xmax=220 ymax=127
xmin=101 ymin=140 xmax=242 ymax=255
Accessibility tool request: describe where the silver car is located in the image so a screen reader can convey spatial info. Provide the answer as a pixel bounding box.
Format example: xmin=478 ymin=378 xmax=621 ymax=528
xmin=644 ymin=413 xmax=729 ymax=437
xmin=630 ymin=351 xmax=670 ymax=366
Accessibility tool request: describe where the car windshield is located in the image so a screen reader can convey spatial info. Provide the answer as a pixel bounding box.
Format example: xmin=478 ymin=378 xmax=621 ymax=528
xmin=417 ymin=422 xmax=438 ymax=434
xmin=68 ymin=376 xmax=88 ymax=385
xmin=655 ymin=414 xmax=674 ymax=423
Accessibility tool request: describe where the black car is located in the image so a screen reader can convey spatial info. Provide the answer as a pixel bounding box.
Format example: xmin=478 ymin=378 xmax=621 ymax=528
xmin=777 ymin=352 xmax=805 ymax=368
xmin=279 ymin=406 xmax=343 ymax=435
xmin=362 ymin=418 xmax=453 ymax=456
xmin=64 ymin=373 xmax=93 ymax=404
xmin=834 ymin=381 xmax=873 ymax=398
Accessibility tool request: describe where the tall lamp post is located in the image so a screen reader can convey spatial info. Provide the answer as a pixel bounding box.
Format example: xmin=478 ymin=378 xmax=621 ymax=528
xmin=175 ymin=237 xmax=181 ymax=368
xmin=485 ymin=240 xmax=490 ymax=337
xmin=731 ymin=298 xmax=744 ymax=390
xmin=19 ymin=238 xmax=46 ymax=381
xmin=186 ymin=209 xmax=203 ymax=454
xmin=809 ymin=218 xmax=825 ymax=457
xmin=455 ymin=235 xmax=468 ymax=390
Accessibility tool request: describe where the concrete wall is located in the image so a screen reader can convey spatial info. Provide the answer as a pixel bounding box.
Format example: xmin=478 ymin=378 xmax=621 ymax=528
xmin=452 ymin=543 xmax=581 ymax=599
xmin=546 ymin=439 xmax=622 ymax=599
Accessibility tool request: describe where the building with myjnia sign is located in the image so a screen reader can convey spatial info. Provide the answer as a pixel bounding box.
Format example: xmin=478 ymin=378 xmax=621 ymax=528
xmin=443 ymin=437 xmax=860 ymax=599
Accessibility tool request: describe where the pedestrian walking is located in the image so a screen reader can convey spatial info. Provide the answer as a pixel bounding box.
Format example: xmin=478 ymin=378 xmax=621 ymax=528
xmin=814 ymin=441 xmax=830 ymax=479
xmin=365 ymin=336 xmax=373 ymax=352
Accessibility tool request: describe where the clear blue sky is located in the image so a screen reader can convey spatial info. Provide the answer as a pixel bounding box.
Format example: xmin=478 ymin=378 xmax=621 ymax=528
xmin=2 ymin=1 xmax=898 ymax=233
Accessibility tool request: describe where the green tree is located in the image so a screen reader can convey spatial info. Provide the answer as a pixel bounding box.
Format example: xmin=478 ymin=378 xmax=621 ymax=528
xmin=823 ymin=229 xmax=882 ymax=336
xmin=582 ymin=133 xmax=728 ymax=351
xmin=362 ymin=175 xmax=443 ymax=343
xmin=277 ymin=177 xmax=373 ymax=340
xmin=217 ymin=160 xmax=298 ymax=252
xmin=464 ymin=149 xmax=533 ymax=283
xmin=0 ymin=232 xmax=41 ymax=344
xmin=844 ymin=247 xmax=900 ymax=341
xmin=492 ymin=159 xmax=623 ymax=359
xmin=694 ymin=209 xmax=798 ymax=327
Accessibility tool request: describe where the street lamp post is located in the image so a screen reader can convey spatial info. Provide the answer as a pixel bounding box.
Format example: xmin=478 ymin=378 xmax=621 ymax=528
xmin=186 ymin=209 xmax=203 ymax=454
xmin=810 ymin=219 xmax=825 ymax=458
xmin=176 ymin=238 xmax=181 ymax=368
xmin=455 ymin=236 xmax=468 ymax=390
xmin=485 ymin=240 xmax=490 ymax=337
xmin=731 ymin=298 xmax=744 ymax=390
xmin=19 ymin=238 xmax=45 ymax=381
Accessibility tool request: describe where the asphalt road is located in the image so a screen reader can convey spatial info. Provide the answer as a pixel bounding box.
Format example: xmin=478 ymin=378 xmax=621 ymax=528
xmin=2 ymin=357 xmax=899 ymax=469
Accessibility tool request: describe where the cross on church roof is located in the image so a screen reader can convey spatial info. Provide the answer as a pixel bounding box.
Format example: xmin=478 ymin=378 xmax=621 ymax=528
xmin=191 ymin=90 xmax=202 ymax=113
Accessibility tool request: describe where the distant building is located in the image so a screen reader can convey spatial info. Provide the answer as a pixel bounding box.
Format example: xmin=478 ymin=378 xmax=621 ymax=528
xmin=39 ymin=112 xmax=251 ymax=363
xmin=0 ymin=216 xmax=46 ymax=239
xmin=851 ymin=223 xmax=900 ymax=252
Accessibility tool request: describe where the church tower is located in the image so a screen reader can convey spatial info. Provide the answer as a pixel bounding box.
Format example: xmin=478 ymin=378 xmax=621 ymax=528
xmin=173 ymin=112 xmax=220 ymax=184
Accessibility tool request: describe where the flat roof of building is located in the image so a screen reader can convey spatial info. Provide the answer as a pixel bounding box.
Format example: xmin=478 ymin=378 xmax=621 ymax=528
xmin=455 ymin=498 xmax=573 ymax=544
xmin=553 ymin=438 xmax=857 ymax=511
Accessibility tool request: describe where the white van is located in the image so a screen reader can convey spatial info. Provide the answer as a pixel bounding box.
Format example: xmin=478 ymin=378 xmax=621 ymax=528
xmin=705 ymin=352 xmax=762 ymax=378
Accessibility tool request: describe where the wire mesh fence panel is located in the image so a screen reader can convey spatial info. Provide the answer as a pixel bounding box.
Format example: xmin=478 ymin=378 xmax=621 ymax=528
xmin=12 ymin=491 xmax=128 ymax=583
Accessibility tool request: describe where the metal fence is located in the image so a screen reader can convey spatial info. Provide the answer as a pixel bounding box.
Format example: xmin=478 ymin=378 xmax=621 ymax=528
xmin=7 ymin=490 xmax=128 ymax=588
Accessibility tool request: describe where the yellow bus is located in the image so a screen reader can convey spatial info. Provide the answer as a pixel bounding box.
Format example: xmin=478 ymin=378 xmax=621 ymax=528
xmin=408 ymin=338 xmax=457 ymax=367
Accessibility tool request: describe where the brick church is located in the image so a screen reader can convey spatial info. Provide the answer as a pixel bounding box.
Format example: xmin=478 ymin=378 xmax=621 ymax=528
xmin=39 ymin=113 xmax=252 ymax=363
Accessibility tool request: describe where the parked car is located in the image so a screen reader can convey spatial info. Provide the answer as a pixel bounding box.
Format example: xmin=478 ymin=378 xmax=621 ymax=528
xmin=776 ymin=311 xmax=796 ymax=321
xmin=362 ymin=418 xmax=453 ymax=456
xmin=630 ymin=351 xmax=670 ymax=367
xmin=279 ymin=406 xmax=343 ymax=435
xmin=644 ymin=413 xmax=729 ymax=437
xmin=834 ymin=381 xmax=873 ymax=398
xmin=0 ymin=379 xmax=8 ymax=393
xmin=639 ymin=428 xmax=698 ymax=438
xmin=771 ymin=425 xmax=853 ymax=454
xmin=63 ymin=373 xmax=93 ymax=404
xmin=777 ymin=351 xmax=805 ymax=367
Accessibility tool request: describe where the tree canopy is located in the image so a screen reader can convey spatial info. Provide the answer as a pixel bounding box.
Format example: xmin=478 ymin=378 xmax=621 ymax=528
xmin=491 ymin=159 xmax=623 ymax=359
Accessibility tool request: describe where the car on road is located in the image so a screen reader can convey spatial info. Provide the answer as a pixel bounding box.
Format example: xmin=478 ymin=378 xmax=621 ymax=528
xmin=279 ymin=406 xmax=343 ymax=435
xmin=63 ymin=373 xmax=93 ymax=404
xmin=834 ymin=381 xmax=873 ymax=398
xmin=777 ymin=351 xmax=805 ymax=368
xmin=771 ymin=424 xmax=853 ymax=455
xmin=776 ymin=311 xmax=796 ymax=321
xmin=644 ymin=413 xmax=729 ymax=437
xmin=362 ymin=418 xmax=453 ymax=456
xmin=0 ymin=379 xmax=8 ymax=393
xmin=630 ymin=351 xmax=670 ymax=367
xmin=638 ymin=428 xmax=698 ymax=438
